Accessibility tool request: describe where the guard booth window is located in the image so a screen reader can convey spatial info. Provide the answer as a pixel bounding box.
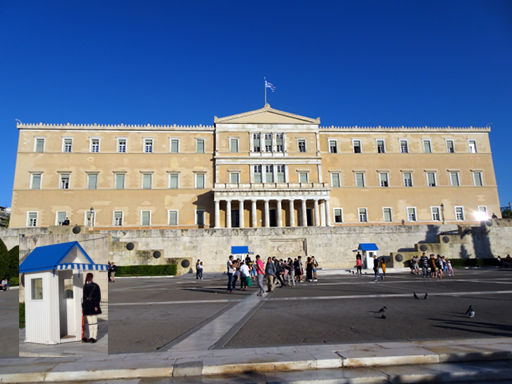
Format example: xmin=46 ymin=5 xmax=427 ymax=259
xmin=31 ymin=278 xmax=43 ymax=300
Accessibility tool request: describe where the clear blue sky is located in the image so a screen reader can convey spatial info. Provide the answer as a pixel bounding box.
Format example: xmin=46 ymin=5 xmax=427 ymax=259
xmin=1 ymin=1 xmax=511 ymax=208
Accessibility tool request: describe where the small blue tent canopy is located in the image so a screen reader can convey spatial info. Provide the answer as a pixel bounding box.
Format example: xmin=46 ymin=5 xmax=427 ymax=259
xmin=358 ymin=243 xmax=379 ymax=251
xmin=19 ymin=241 xmax=108 ymax=273
xmin=231 ymin=246 xmax=251 ymax=254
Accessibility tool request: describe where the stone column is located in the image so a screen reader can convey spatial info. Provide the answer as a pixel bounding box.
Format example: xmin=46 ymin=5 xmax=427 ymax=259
xmin=301 ymin=199 xmax=307 ymax=227
xmin=264 ymin=200 xmax=270 ymax=227
xmin=226 ymin=200 xmax=232 ymax=229
xmin=239 ymin=200 xmax=245 ymax=228
xmin=214 ymin=200 xmax=220 ymax=228
xmin=289 ymin=199 xmax=295 ymax=227
xmin=276 ymin=199 xmax=282 ymax=227
xmin=314 ymin=199 xmax=320 ymax=226
xmin=251 ymin=200 xmax=257 ymax=227
xmin=324 ymin=199 xmax=331 ymax=226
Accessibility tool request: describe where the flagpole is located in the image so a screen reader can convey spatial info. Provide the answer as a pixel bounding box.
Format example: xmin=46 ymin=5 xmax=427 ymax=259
xmin=264 ymin=77 xmax=267 ymax=105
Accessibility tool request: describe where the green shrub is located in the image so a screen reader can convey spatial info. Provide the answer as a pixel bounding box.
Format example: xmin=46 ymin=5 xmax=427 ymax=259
xmin=449 ymin=258 xmax=499 ymax=268
xmin=115 ymin=264 xmax=177 ymax=276
xmin=8 ymin=276 xmax=19 ymax=286
xmin=19 ymin=302 xmax=25 ymax=329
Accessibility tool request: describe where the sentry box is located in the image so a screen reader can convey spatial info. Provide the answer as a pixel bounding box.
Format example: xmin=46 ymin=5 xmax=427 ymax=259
xmin=19 ymin=241 xmax=107 ymax=345
xmin=357 ymin=243 xmax=379 ymax=270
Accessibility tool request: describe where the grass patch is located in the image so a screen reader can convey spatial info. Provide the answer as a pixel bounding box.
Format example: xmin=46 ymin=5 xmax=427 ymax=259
xmin=115 ymin=264 xmax=177 ymax=276
xmin=19 ymin=302 xmax=25 ymax=329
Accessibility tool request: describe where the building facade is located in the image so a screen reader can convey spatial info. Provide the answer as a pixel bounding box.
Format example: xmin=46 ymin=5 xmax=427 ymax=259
xmin=11 ymin=104 xmax=500 ymax=229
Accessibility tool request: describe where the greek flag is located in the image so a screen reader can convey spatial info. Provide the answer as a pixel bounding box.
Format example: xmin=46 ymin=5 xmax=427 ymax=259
xmin=265 ymin=80 xmax=276 ymax=92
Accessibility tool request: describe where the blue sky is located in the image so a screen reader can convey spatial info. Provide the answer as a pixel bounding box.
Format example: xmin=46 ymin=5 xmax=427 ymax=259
xmin=1 ymin=1 xmax=511 ymax=207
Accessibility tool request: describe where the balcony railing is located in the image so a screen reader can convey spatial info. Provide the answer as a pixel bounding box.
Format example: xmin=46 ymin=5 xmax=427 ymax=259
xmin=214 ymin=182 xmax=329 ymax=190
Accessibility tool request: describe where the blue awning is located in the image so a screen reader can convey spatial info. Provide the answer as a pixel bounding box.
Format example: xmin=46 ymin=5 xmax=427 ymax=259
xmin=231 ymin=246 xmax=249 ymax=254
xmin=358 ymin=243 xmax=379 ymax=251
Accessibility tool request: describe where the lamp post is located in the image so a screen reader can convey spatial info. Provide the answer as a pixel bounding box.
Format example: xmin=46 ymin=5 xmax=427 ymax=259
xmin=440 ymin=203 xmax=445 ymax=224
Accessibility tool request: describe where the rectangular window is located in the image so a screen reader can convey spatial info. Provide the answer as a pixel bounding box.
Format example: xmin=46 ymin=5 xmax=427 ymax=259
xmin=426 ymin=172 xmax=437 ymax=187
xmin=407 ymin=207 xmax=417 ymax=222
xmin=403 ymin=172 xmax=413 ymax=187
xmin=276 ymin=133 xmax=284 ymax=152
xmin=353 ymin=140 xmax=361 ymax=153
xmin=85 ymin=210 xmax=95 ymax=226
xmin=298 ymin=139 xmax=306 ymax=153
xmin=376 ymin=139 xmax=385 ymax=154
xmin=423 ymin=139 xmax=432 ymax=153
xmin=35 ymin=138 xmax=45 ymax=153
xmin=477 ymin=206 xmax=488 ymax=220
xmin=329 ymin=140 xmax=338 ymax=154
xmin=468 ymin=140 xmax=477 ymax=153
xmin=446 ymin=139 xmax=455 ymax=153
xmin=169 ymin=173 xmax=179 ymax=189
xmin=472 ymin=171 xmax=483 ymax=186
xmin=195 ymin=173 xmax=205 ymax=189
xmin=334 ymin=208 xmax=343 ymax=223
xmin=196 ymin=138 xmax=205 ymax=153
xmin=115 ymin=173 xmax=125 ymax=189
xmin=265 ymin=165 xmax=274 ymax=183
xmin=27 ymin=211 xmax=38 ymax=227
xmin=30 ymin=173 xmax=42 ymax=190
xmin=56 ymin=211 xmax=66 ymax=225
xmin=331 ymin=173 xmax=341 ymax=188
xmin=170 ymin=138 xmax=179 ymax=153
xmin=455 ymin=206 xmax=465 ymax=221
xmin=449 ymin=171 xmax=460 ymax=187
xmin=141 ymin=210 xmax=151 ymax=226
xmin=383 ymin=207 xmax=392 ymax=222
xmin=196 ymin=210 xmax=205 ymax=226
xmin=142 ymin=173 xmax=152 ymax=189
xmin=87 ymin=173 xmax=98 ymax=190
xmin=31 ymin=278 xmax=43 ymax=300
xmin=144 ymin=138 xmax=153 ymax=153
xmin=355 ymin=172 xmax=365 ymax=187
xmin=117 ymin=138 xmax=127 ymax=153
xmin=229 ymin=172 xmax=240 ymax=184
xmin=168 ymin=210 xmax=178 ymax=225
xmin=254 ymin=165 xmax=262 ymax=183
xmin=90 ymin=138 xmax=100 ymax=153
xmin=113 ymin=211 xmax=123 ymax=226
xmin=277 ymin=165 xmax=286 ymax=183
xmin=59 ymin=173 xmax=70 ymax=189
xmin=431 ymin=206 xmax=441 ymax=221
xmin=379 ymin=172 xmax=389 ymax=187
xmin=358 ymin=208 xmax=368 ymax=223
xmin=299 ymin=172 xmax=308 ymax=183
xmin=230 ymin=138 xmax=239 ymax=153
xmin=400 ymin=139 xmax=409 ymax=153
xmin=63 ymin=138 xmax=72 ymax=153
xmin=253 ymin=133 xmax=261 ymax=152
xmin=264 ymin=134 xmax=272 ymax=152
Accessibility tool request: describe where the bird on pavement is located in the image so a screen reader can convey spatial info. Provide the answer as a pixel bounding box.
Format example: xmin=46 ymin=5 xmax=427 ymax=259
xmin=423 ymin=292 xmax=428 ymax=300
xmin=465 ymin=305 xmax=475 ymax=318
xmin=414 ymin=292 xmax=420 ymax=300
xmin=377 ymin=306 xmax=387 ymax=313
xmin=380 ymin=314 xmax=386 ymax=319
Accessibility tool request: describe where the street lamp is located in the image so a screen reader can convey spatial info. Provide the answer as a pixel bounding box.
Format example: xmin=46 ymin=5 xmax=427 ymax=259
xmin=440 ymin=203 xmax=445 ymax=224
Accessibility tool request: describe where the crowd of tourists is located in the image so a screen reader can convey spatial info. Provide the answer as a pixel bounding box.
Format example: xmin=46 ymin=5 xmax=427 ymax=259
xmin=409 ymin=253 xmax=454 ymax=278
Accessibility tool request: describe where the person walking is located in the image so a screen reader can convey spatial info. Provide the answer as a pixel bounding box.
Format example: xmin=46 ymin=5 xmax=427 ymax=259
xmin=311 ymin=256 xmax=319 ymax=282
xmin=197 ymin=261 xmax=203 ymax=279
xmin=373 ymin=256 xmax=383 ymax=281
xmin=306 ymin=257 xmax=314 ymax=282
xmin=239 ymin=261 xmax=250 ymax=290
xmin=274 ymin=258 xmax=286 ymax=288
xmin=196 ymin=259 xmax=201 ymax=279
xmin=110 ymin=262 xmax=117 ymax=283
xmin=227 ymin=255 xmax=235 ymax=293
xmin=381 ymin=257 xmax=386 ymax=277
xmin=82 ymin=273 xmax=101 ymax=343
xmin=356 ymin=253 xmax=363 ymax=275
xmin=265 ymin=257 xmax=276 ymax=293
xmin=286 ymin=258 xmax=295 ymax=286
xmin=255 ymin=255 xmax=265 ymax=296
xmin=420 ymin=253 xmax=429 ymax=278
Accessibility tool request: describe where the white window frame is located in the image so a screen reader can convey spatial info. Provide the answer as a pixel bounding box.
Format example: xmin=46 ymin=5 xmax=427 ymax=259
xmin=276 ymin=133 xmax=284 ymax=153
xmin=468 ymin=139 xmax=477 ymax=154
xmin=354 ymin=171 xmax=366 ymax=187
xmin=399 ymin=139 xmax=409 ymax=154
xmin=229 ymin=137 xmax=239 ymax=153
xmin=376 ymin=139 xmax=386 ymax=154
xmin=426 ymin=171 xmax=437 ymax=187
xmin=328 ymin=139 xmax=338 ymax=154
xmin=27 ymin=211 xmax=38 ymax=227
xmin=431 ymin=206 xmax=441 ymax=221
xmin=422 ymin=139 xmax=432 ymax=153
xmin=59 ymin=173 xmax=71 ymax=189
xmin=455 ymin=206 xmax=465 ymax=221
xmin=84 ymin=210 xmax=95 ymax=226
xmin=168 ymin=210 xmax=179 ymax=226
xmin=143 ymin=138 xmax=154 ymax=153
xmin=446 ymin=139 xmax=455 ymax=153
xmin=449 ymin=171 xmax=460 ymax=187
xmin=62 ymin=137 xmax=73 ymax=153
xmin=141 ymin=173 xmax=153 ymax=189
xmin=169 ymin=138 xmax=180 ymax=153
xmin=253 ymin=133 xmax=261 ymax=152
xmin=264 ymin=133 xmax=273 ymax=153
xmin=358 ymin=207 xmax=368 ymax=223
xmin=383 ymin=207 xmax=393 ymax=222
xmin=298 ymin=171 xmax=309 ymax=183
xmin=352 ymin=139 xmax=362 ymax=153
xmin=140 ymin=210 xmax=151 ymax=226
xmin=379 ymin=172 xmax=389 ymax=187
xmin=196 ymin=138 xmax=205 ymax=153
xmin=276 ymin=164 xmax=286 ymax=183
xmin=114 ymin=172 xmax=126 ymax=189
xmin=229 ymin=172 xmax=240 ymax=184
xmin=402 ymin=171 xmax=413 ymax=187
xmin=297 ymin=138 xmax=306 ymax=153
xmin=113 ymin=210 xmax=124 ymax=226
xmin=117 ymin=138 xmax=127 ymax=153
xmin=253 ymin=165 xmax=263 ymax=183
xmin=472 ymin=171 xmax=483 ymax=186
xmin=168 ymin=172 xmax=180 ymax=189
xmin=34 ymin=137 xmax=45 ymax=153
xmin=195 ymin=209 xmax=205 ymax=226
xmin=30 ymin=172 xmax=42 ymax=190
xmin=407 ymin=207 xmax=417 ymax=222
xmin=331 ymin=172 xmax=341 ymax=188
xmin=333 ymin=208 xmax=343 ymax=223
xmin=195 ymin=172 xmax=206 ymax=189
xmin=477 ymin=206 xmax=488 ymax=220
xmin=55 ymin=211 xmax=67 ymax=225
xmin=90 ymin=137 xmax=101 ymax=153
xmin=87 ymin=172 xmax=99 ymax=190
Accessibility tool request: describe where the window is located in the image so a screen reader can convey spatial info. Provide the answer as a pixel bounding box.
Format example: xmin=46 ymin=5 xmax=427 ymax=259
xmin=426 ymin=172 xmax=437 ymax=187
xmin=355 ymin=172 xmax=365 ymax=187
xmin=449 ymin=171 xmax=460 ymax=187
xmin=446 ymin=139 xmax=455 ymax=153
xmin=407 ymin=207 xmax=417 ymax=222
xmin=379 ymin=172 xmax=389 ymax=187
xmin=358 ymin=208 xmax=368 ymax=222
xmin=195 ymin=173 xmax=205 ymax=189
xmin=265 ymin=165 xmax=274 ymax=183
xmin=34 ymin=138 xmax=45 ymax=153
xmin=353 ymin=140 xmax=361 ymax=153
xmin=169 ymin=173 xmax=179 ymax=189
xmin=334 ymin=208 xmax=343 ymax=223
xmin=168 ymin=210 xmax=178 ymax=225
xmin=144 ymin=138 xmax=153 ymax=153
xmin=253 ymin=165 xmax=262 ymax=183
xmin=170 ymin=138 xmax=179 ymax=153
xmin=468 ymin=140 xmax=477 ymax=153
xmin=264 ymin=134 xmax=272 ymax=152
xmin=87 ymin=173 xmax=98 ymax=190
xmin=230 ymin=138 xmax=239 ymax=153
xmin=477 ymin=206 xmax=488 ymax=220
xmin=85 ymin=210 xmax=95 ymax=226
xmin=196 ymin=210 xmax=205 ymax=226
xmin=229 ymin=172 xmax=240 ymax=184
xmin=431 ymin=207 xmax=441 ymax=221
xmin=113 ymin=211 xmax=123 ymax=226
xmin=56 ymin=211 xmax=66 ymax=225
xmin=403 ymin=172 xmax=413 ymax=187
xmin=27 ymin=212 xmax=38 ymax=227
xmin=114 ymin=173 xmax=125 ymax=189
xmin=472 ymin=171 xmax=483 ymax=186
xmin=253 ymin=133 xmax=261 ymax=152
xmin=331 ymin=173 xmax=341 ymax=188
xmin=31 ymin=278 xmax=43 ymax=300
xmin=141 ymin=210 xmax=151 ymax=226
xmin=383 ymin=207 xmax=392 ymax=222
xmin=455 ymin=206 xmax=465 ymax=221
xmin=276 ymin=133 xmax=284 ymax=152
xmin=90 ymin=138 xmax=100 ymax=153
xmin=376 ymin=139 xmax=385 ymax=154
xmin=142 ymin=173 xmax=152 ymax=189
xmin=298 ymin=139 xmax=306 ymax=153
xmin=117 ymin=138 xmax=127 ymax=153
xmin=400 ymin=139 xmax=409 ymax=153
xmin=277 ymin=165 xmax=286 ymax=182
xmin=299 ymin=172 xmax=308 ymax=183
xmin=59 ymin=173 xmax=70 ymax=189
xmin=30 ymin=173 xmax=42 ymax=190
xmin=196 ymin=139 xmax=205 ymax=153
xmin=423 ymin=139 xmax=432 ymax=153
xmin=62 ymin=138 xmax=72 ymax=153
xmin=329 ymin=140 xmax=338 ymax=154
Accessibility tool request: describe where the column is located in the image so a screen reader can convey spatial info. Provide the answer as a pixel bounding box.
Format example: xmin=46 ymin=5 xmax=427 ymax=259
xmin=251 ymin=200 xmax=257 ymax=227
xmin=301 ymin=199 xmax=307 ymax=227
xmin=226 ymin=200 xmax=232 ymax=229
xmin=320 ymin=200 xmax=326 ymax=226
xmin=277 ymin=199 xmax=282 ymax=227
xmin=239 ymin=200 xmax=245 ymax=228
xmin=314 ymin=199 xmax=320 ymax=226
xmin=324 ymin=199 xmax=331 ymax=226
xmin=214 ymin=200 xmax=220 ymax=228
xmin=289 ymin=199 xmax=295 ymax=227
xmin=264 ymin=200 xmax=270 ymax=227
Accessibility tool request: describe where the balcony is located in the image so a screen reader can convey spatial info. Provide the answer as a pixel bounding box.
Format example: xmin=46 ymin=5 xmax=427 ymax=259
xmin=214 ymin=182 xmax=329 ymax=191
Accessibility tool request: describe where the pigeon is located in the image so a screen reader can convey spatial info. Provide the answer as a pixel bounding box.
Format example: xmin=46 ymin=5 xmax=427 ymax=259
xmin=423 ymin=292 xmax=428 ymax=300
xmin=465 ymin=305 xmax=475 ymax=318
xmin=414 ymin=292 xmax=420 ymax=300
xmin=377 ymin=306 xmax=387 ymax=313
xmin=380 ymin=314 xmax=386 ymax=319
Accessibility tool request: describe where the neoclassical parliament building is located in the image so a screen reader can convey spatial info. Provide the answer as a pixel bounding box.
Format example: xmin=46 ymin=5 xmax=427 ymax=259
xmin=11 ymin=104 xmax=501 ymax=229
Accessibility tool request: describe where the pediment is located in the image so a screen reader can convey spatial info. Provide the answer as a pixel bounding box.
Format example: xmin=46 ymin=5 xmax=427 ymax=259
xmin=215 ymin=104 xmax=320 ymax=125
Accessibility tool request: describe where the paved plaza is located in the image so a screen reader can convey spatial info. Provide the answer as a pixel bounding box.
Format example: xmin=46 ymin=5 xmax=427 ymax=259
xmin=0 ymin=289 xmax=18 ymax=358
xmin=109 ymin=268 xmax=512 ymax=354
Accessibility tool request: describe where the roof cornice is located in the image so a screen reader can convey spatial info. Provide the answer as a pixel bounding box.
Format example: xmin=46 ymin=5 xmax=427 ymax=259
xmin=16 ymin=122 xmax=214 ymax=131
xmin=320 ymin=125 xmax=491 ymax=132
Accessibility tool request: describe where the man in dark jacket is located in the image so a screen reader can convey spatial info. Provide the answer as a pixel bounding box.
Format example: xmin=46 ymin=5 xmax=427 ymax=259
xmin=82 ymin=272 xmax=101 ymax=343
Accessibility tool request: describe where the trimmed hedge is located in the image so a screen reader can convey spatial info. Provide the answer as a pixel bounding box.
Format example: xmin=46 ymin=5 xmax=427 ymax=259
xmin=8 ymin=277 xmax=19 ymax=286
xmin=448 ymin=258 xmax=500 ymax=268
xmin=115 ymin=264 xmax=177 ymax=276
xmin=19 ymin=302 xmax=25 ymax=329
